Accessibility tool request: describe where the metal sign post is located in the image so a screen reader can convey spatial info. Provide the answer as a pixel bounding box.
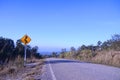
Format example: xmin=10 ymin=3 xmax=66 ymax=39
xmin=24 ymin=45 xmax=27 ymax=66
xmin=20 ymin=34 xmax=31 ymax=67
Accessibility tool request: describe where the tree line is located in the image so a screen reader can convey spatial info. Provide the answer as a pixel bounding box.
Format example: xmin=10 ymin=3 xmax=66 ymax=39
xmin=59 ymin=34 xmax=120 ymax=59
xmin=29 ymin=34 xmax=120 ymax=59
xmin=0 ymin=37 xmax=42 ymax=64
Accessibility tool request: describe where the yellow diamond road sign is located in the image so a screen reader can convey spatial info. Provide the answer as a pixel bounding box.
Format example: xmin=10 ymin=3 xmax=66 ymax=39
xmin=21 ymin=35 xmax=31 ymax=45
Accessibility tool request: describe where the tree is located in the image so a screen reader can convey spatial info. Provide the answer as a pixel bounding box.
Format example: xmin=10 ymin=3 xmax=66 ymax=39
xmin=0 ymin=37 xmax=15 ymax=63
xmin=100 ymin=34 xmax=120 ymax=50
xmin=87 ymin=45 xmax=94 ymax=50
xmin=97 ymin=41 xmax=102 ymax=47
xmin=61 ymin=48 xmax=66 ymax=53
xmin=60 ymin=48 xmax=66 ymax=58
xmin=112 ymin=34 xmax=120 ymax=42
xmin=26 ymin=45 xmax=32 ymax=58
xmin=70 ymin=47 xmax=76 ymax=57
xmin=31 ymin=46 xmax=38 ymax=57
xmin=51 ymin=52 xmax=57 ymax=57
xmin=81 ymin=45 xmax=86 ymax=50
xmin=0 ymin=37 xmax=43 ymax=65
xmin=77 ymin=46 xmax=81 ymax=52
xmin=101 ymin=40 xmax=112 ymax=50
xmin=111 ymin=34 xmax=120 ymax=50
xmin=13 ymin=39 xmax=24 ymax=58
xmin=33 ymin=52 xmax=42 ymax=59
xmin=70 ymin=47 xmax=76 ymax=52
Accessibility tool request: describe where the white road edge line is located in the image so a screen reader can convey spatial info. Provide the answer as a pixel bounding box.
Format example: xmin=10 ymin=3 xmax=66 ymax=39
xmin=48 ymin=60 xmax=57 ymax=80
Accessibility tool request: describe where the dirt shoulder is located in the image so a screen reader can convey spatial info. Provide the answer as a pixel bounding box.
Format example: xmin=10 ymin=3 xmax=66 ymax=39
xmin=0 ymin=59 xmax=44 ymax=80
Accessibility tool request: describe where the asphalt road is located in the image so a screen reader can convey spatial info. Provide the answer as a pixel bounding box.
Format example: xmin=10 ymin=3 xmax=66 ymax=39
xmin=41 ymin=58 xmax=120 ymax=80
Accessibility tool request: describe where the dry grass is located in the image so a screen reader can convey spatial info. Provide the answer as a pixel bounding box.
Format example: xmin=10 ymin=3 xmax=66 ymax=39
xmin=62 ymin=50 xmax=120 ymax=67
xmin=21 ymin=59 xmax=43 ymax=80
xmin=0 ymin=58 xmax=44 ymax=80
xmin=92 ymin=50 xmax=120 ymax=67
xmin=75 ymin=50 xmax=120 ymax=67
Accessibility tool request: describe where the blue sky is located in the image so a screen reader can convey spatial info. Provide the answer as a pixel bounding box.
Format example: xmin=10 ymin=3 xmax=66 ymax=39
xmin=0 ymin=0 xmax=120 ymax=52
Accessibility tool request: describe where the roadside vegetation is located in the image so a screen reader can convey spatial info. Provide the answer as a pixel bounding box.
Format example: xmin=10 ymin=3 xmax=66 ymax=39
xmin=0 ymin=37 xmax=43 ymax=80
xmin=59 ymin=34 xmax=120 ymax=67
xmin=1 ymin=34 xmax=120 ymax=79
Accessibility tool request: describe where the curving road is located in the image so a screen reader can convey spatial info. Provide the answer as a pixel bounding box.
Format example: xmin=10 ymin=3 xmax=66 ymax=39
xmin=41 ymin=58 xmax=120 ymax=80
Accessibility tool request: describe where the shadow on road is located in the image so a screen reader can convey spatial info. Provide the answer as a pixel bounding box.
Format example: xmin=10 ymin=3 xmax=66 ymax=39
xmin=44 ymin=59 xmax=84 ymax=64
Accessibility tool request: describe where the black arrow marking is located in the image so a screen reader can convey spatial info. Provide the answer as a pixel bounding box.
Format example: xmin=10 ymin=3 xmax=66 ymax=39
xmin=24 ymin=36 xmax=28 ymax=44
